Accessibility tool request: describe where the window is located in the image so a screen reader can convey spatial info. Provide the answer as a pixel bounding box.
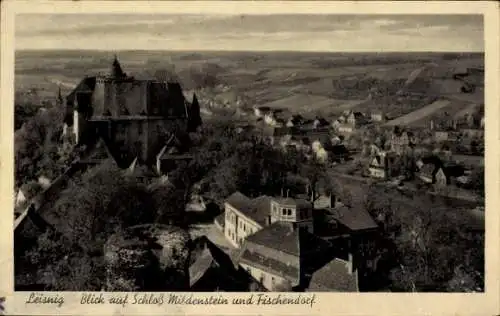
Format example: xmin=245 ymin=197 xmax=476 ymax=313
xmin=260 ymin=274 xmax=265 ymax=283
xmin=287 ymin=209 xmax=292 ymax=216
xmin=282 ymin=208 xmax=286 ymax=216
xmin=271 ymin=277 xmax=275 ymax=285
xmin=243 ymin=223 xmax=246 ymax=231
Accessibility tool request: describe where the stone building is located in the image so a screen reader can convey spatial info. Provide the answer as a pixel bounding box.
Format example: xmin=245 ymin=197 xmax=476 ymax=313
xmin=63 ymin=56 xmax=202 ymax=169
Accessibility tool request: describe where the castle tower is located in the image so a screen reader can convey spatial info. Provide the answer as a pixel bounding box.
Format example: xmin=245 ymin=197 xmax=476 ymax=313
xmin=187 ymin=93 xmax=202 ymax=132
xmin=109 ymin=54 xmax=126 ymax=79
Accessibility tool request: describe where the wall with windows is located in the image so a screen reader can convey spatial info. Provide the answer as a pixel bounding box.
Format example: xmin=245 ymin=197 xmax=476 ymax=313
xmin=224 ymin=204 xmax=262 ymax=248
xmin=239 ymin=263 xmax=291 ymax=291
xmin=270 ymin=202 xmax=312 ymax=223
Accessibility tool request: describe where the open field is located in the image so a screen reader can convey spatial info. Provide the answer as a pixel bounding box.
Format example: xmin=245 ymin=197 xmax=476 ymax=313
xmin=405 ymin=100 xmax=477 ymax=128
xmin=385 ymin=99 xmax=452 ymax=127
xmin=16 ymin=50 xmax=484 ymax=124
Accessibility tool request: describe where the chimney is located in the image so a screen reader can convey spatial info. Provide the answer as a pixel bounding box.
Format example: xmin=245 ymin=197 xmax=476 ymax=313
xmin=286 ymin=189 xmax=290 ymax=198
xmin=430 ymin=120 xmax=434 ymax=131
xmin=281 ymin=187 xmax=284 ymax=197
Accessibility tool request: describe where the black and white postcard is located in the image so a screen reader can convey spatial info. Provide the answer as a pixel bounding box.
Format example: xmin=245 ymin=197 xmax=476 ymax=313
xmin=1 ymin=1 xmax=499 ymax=315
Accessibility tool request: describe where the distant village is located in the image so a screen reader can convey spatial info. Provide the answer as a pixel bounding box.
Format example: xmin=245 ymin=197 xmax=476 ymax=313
xmin=14 ymin=56 xmax=484 ymax=292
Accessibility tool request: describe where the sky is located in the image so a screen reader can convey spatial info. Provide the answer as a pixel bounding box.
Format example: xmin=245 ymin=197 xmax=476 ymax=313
xmin=15 ymin=14 xmax=484 ymax=52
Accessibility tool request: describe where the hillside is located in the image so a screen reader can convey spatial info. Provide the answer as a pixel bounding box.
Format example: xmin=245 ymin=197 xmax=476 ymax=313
xmin=16 ymin=51 xmax=484 ymax=124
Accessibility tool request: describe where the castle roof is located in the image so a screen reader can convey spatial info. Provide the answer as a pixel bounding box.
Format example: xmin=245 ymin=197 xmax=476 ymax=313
xmin=110 ymin=55 xmax=126 ymax=78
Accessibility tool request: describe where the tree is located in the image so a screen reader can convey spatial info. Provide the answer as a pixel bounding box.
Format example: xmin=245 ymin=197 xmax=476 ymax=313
xmin=272 ymin=279 xmax=294 ymax=292
xmin=468 ymin=166 xmax=484 ymax=198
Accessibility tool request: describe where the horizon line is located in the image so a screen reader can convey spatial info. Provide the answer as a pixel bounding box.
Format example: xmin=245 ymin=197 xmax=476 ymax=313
xmin=15 ymin=49 xmax=485 ymax=54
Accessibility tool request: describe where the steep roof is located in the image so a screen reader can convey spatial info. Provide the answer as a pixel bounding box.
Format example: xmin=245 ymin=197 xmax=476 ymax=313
xmin=66 ymin=76 xmax=97 ymax=107
xmin=110 ymin=55 xmax=127 ymax=78
xmin=308 ymin=258 xmax=358 ymax=292
xmin=325 ymin=205 xmax=378 ymax=232
xmin=225 ymin=192 xmax=273 ymax=226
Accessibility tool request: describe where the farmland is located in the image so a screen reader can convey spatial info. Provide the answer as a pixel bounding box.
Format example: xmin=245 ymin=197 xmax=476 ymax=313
xmin=16 ymin=50 xmax=484 ymax=125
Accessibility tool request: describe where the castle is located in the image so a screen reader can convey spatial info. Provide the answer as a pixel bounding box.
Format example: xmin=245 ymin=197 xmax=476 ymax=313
xmin=62 ymin=56 xmax=202 ymax=169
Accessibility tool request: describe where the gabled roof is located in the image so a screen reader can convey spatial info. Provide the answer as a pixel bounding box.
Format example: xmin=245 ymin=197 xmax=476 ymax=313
xmin=156 ymin=134 xmax=185 ymax=161
xmin=66 ymin=76 xmax=97 ymax=107
xmin=325 ymin=205 xmax=378 ymax=232
xmin=225 ymin=192 xmax=273 ymax=226
xmin=370 ymin=156 xmax=382 ymax=167
xmin=308 ymin=258 xmax=358 ymax=292
xmin=83 ymin=137 xmax=113 ymax=161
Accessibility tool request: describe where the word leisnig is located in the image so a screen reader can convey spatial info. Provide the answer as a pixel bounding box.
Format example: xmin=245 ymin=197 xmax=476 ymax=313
xmin=25 ymin=293 xmax=65 ymax=308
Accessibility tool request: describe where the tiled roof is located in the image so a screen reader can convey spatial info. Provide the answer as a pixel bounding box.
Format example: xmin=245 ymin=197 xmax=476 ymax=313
xmin=273 ymin=197 xmax=311 ymax=209
xmin=225 ymin=192 xmax=272 ymax=226
xmin=245 ymin=222 xmax=330 ymax=256
xmin=308 ymin=258 xmax=358 ymax=292
xmin=189 ymin=248 xmax=215 ymax=287
xmin=239 ymin=247 xmax=300 ymax=282
xmin=326 ymin=206 xmax=378 ymax=232
xmin=226 ymin=191 xmax=252 ymax=211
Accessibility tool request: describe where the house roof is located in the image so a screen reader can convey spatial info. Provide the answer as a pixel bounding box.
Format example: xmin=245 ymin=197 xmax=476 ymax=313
xmin=273 ymin=197 xmax=311 ymax=209
xmin=370 ymin=156 xmax=383 ymax=167
xmin=190 ymin=236 xmax=239 ymax=287
xmin=239 ymin=247 xmax=300 ymax=282
xmin=308 ymin=258 xmax=358 ymax=292
xmin=325 ymin=205 xmax=378 ymax=232
xmin=245 ymin=221 xmax=330 ymax=256
xmin=225 ymin=192 xmax=273 ymax=226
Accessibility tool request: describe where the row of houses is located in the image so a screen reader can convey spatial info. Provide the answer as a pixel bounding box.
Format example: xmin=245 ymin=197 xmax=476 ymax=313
xmin=214 ymin=190 xmax=380 ymax=292
xmin=368 ymin=149 xmax=475 ymax=189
